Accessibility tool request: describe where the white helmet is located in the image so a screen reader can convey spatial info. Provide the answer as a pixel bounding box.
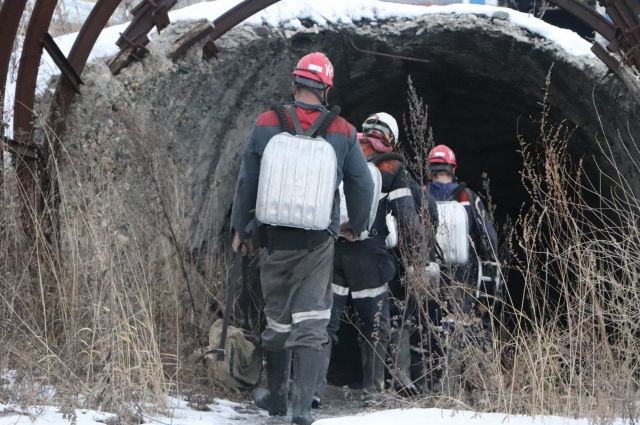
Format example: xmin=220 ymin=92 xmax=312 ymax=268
xmin=362 ymin=112 xmax=399 ymax=146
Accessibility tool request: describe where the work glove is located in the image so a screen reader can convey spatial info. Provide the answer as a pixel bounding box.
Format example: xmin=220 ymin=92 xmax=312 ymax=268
xmin=339 ymin=222 xmax=361 ymax=242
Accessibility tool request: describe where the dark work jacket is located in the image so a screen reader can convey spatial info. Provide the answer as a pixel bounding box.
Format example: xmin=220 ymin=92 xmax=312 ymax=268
xmin=231 ymin=101 xmax=374 ymax=239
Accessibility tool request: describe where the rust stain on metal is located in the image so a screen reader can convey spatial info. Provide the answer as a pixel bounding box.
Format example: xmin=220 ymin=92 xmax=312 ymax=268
xmin=49 ymin=0 xmax=124 ymax=145
xmin=168 ymin=19 xmax=215 ymax=58
xmin=13 ymin=0 xmax=58 ymax=138
xmin=602 ymin=0 xmax=640 ymax=68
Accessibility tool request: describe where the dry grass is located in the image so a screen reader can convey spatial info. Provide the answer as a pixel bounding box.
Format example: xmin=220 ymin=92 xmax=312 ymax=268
xmin=0 ymin=108 xmax=229 ymax=419
xmin=2 ymin=20 xmax=640 ymax=419
xmin=391 ymin=73 xmax=640 ymax=421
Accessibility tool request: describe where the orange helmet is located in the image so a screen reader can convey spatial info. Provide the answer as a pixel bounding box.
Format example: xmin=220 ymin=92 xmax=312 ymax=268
xmin=292 ymin=52 xmax=334 ymax=89
xmin=427 ymin=144 xmax=457 ymax=175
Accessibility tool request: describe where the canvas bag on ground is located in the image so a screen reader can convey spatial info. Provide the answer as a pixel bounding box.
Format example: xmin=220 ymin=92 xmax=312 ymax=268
xmin=205 ymin=319 xmax=262 ymax=390
xmin=256 ymin=106 xmax=338 ymax=230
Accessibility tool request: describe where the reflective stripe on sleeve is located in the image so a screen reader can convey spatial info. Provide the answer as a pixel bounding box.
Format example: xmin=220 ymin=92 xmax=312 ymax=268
xmin=266 ymin=316 xmax=292 ymax=333
xmin=291 ymin=309 xmax=331 ymax=324
xmin=351 ymin=283 xmax=388 ymax=299
xmin=332 ymin=284 xmax=349 ymax=296
xmin=388 ymin=188 xmax=412 ymax=201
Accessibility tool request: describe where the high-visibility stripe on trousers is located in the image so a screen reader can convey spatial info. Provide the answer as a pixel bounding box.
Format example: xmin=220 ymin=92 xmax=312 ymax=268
xmin=260 ymin=237 xmax=334 ymax=351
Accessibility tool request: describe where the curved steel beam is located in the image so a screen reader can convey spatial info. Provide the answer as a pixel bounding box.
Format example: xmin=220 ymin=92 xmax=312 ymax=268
xmin=0 ymin=0 xmax=29 ymax=195
xmin=13 ymin=0 xmax=58 ymax=141
xmin=50 ymin=0 xmax=124 ymax=144
xmin=43 ymin=0 xmax=124 ymax=225
xmin=0 ymin=0 xmax=28 ymax=120
xmin=168 ymin=0 xmax=282 ymax=61
xmin=547 ymin=0 xmax=615 ymax=42
xmin=12 ymin=0 xmax=58 ymax=219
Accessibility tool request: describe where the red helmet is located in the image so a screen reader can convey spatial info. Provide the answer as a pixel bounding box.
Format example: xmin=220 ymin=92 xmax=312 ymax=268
xmin=292 ymin=52 xmax=334 ymax=89
xmin=427 ymin=144 xmax=457 ymax=174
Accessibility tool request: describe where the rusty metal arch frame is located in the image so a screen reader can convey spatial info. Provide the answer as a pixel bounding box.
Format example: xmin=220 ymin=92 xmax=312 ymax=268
xmin=0 ymin=0 xmax=639 ymax=234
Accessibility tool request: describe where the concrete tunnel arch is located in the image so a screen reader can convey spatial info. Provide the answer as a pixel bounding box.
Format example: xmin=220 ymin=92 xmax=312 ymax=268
xmin=59 ymin=12 xmax=640 ymax=252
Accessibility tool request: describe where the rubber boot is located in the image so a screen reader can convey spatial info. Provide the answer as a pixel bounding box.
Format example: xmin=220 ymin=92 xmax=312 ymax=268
xmin=360 ymin=342 xmax=386 ymax=406
xmin=391 ymin=324 xmax=419 ymax=396
xmin=312 ymin=340 xmax=332 ymax=409
xmin=252 ymin=349 xmax=292 ymax=416
xmin=291 ymin=347 xmax=323 ymax=425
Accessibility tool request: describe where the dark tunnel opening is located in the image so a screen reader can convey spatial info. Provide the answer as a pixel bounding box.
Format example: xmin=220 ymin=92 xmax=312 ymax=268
xmin=286 ymin=17 xmax=639 ymax=388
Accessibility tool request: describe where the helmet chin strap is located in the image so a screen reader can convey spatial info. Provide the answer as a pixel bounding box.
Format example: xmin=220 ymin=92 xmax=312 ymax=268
xmin=313 ymin=87 xmax=329 ymax=106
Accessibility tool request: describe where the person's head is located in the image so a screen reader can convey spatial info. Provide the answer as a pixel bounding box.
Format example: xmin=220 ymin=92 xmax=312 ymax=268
xmin=291 ymin=52 xmax=334 ymax=105
xmin=361 ymin=112 xmax=399 ymax=153
xmin=427 ymin=144 xmax=457 ymax=183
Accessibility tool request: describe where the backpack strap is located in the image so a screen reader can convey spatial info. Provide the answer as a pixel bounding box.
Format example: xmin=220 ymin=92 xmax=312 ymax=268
xmin=271 ymin=104 xmax=291 ymax=133
xmin=448 ymin=182 xmax=467 ymax=202
xmin=311 ymin=106 xmax=341 ymax=137
xmin=281 ymin=105 xmax=340 ymax=138
xmin=283 ymin=105 xmax=305 ymax=135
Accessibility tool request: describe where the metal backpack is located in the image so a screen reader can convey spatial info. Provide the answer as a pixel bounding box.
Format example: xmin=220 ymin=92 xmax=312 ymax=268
xmin=255 ymin=105 xmax=340 ymax=230
xmin=434 ymin=187 xmax=471 ymax=265
xmin=338 ymin=162 xmax=383 ymax=239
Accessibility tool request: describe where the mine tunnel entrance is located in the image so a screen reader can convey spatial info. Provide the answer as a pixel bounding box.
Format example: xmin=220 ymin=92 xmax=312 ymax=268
xmin=277 ymin=17 xmax=634 ymax=388
xmin=60 ymin=12 xmax=639 ymax=390
xmin=325 ymin=58 xmax=539 ymax=389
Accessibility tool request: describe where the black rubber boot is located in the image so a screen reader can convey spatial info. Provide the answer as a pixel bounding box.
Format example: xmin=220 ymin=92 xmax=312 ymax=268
xmin=361 ymin=341 xmax=386 ymax=393
xmin=292 ymin=347 xmax=323 ymax=425
xmin=391 ymin=324 xmax=420 ymax=397
xmin=360 ymin=341 xmax=387 ymax=406
xmin=252 ymin=349 xmax=292 ymax=416
xmin=312 ymin=340 xmax=332 ymax=409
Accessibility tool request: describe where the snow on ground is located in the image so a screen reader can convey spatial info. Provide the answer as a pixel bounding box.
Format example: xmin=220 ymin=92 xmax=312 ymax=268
xmin=0 ymin=400 xmax=629 ymax=425
xmin=0 ymin=397 xmax=266 ymax=425
xmin=315 ymin=408 xmax=628 ymax=425
xmin=0 ymin=404 xmax=116 ymax=425
xmin=3 ymin=0 xmax=597 ymax=138
xmin=0 ymin=372 xmax=629 ymax=425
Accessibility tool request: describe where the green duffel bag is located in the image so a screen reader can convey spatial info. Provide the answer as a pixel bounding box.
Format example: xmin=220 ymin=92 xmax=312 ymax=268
xmin=205 ymin=319 xmax=262 ymax=390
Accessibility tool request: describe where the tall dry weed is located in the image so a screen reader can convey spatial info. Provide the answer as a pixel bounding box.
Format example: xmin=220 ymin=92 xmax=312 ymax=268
xmin=0 ymin=107 xmax=227 ymax=418
xmin=394 ymin=73 xmax=640 ymax=421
